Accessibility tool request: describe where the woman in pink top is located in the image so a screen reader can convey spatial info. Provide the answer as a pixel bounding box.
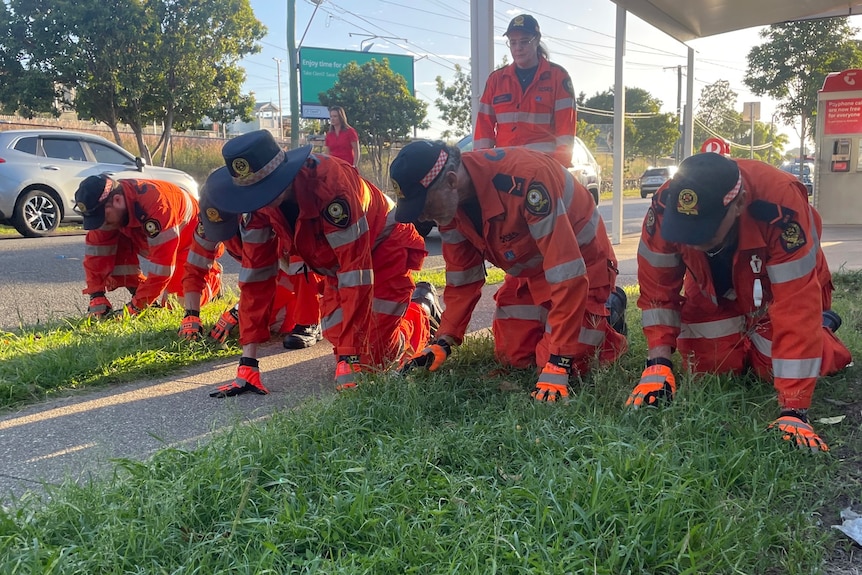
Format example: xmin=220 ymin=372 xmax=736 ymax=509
xmin=324 ymin=106 xmax=360 ymax=168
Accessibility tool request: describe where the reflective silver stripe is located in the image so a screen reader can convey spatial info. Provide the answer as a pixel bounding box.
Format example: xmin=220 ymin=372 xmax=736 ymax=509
xmin=493 ymin=304 xmax=547 ymax=322
xmin=578 ymin=327 xmax=605 ymax=346
xmin=773 ymin=357 xmax=821 ymax=379
xmin=280 ymin=259 xmax=306 ymax=275
xmin=239 ymin=263 xmax=278 ymax=283
xmin=322 ymin=308 xmax=343 ymax=331
xmin=447 ymin=265 xmax=485 ymax=286
xmin=750 ymin=331 xmax=772 ymax=357
xmin=138 ymin=256 xmax=154 ymax=275
xmin=373 ymin=209 xmax=398 ymax=251
xmin=529 ymin=207 xmax=556 ymax=240
xmin=766 ymin=246 xmax=817 ymax=284
xmin=440 ymin=228 xmax=467 ymax=244
xmin=327 ymin=214 xmax=369 ymax=249
xmin=536 ymin=370 xmax=568 ymax=386
xmin=507 ymin=254 xmax=544 ymax=276
xmin=478 ymin=102 xmax=494 ymax=115
xmin=186 ymin=251 xmax=213 ymax=270
xmin=373 ymin=298 xmax=407 ymax=317
xmin=545 ymin=258 xmax=586 ymax=285
xmin=338 ymin=268 xmax=374 ymax=288
xmin=576 ymin=208 xmax=599 ymax=246
xmin=194 ymin=233 xmax=219 ymax=252
xmin=523 ymin=141 xmax=556 ymax=153
xmin=149 ymin=224 xmax=179 ymax=247
xmin=556 ymin=135 xmax=575 ymax=147
xmin=561 ymin=169 xmax=575 ymax=207
xmin=86 ymin=244 xmax=117 ymax=257
xmin=241 ymin=227 xmax=272 ymax=244
xmin=638 ymin=240 xmax=682 ymax=268
xmin=147 ymin=262 xmax=174 ymax=277
xmin=474 ymin=138 xmax=494 ymax=149
xmin=555 ymin=97 xmax=574 ymax=111
xmin=642 ymin=308 xmax=681 ymax=328
xmin=111 ymin=265 xmax=139 ymax=276
xmin=678 ymin=316 xmax=744 ymax=340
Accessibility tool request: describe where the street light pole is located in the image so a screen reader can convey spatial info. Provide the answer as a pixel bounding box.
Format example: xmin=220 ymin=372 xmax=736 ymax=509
xmin=273 ymin=57 xmax=284 ymax=140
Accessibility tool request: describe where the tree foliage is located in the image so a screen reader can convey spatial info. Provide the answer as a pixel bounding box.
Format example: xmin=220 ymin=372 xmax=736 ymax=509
xmin=4 ymin=0 xmax=263 ymax=164
xmin=320 ymin=58 xmax=428 ymax=189
xmin=434 ymin=64 xmax=472 ymax=140
xmin=744 ymin=18 xmax=862 ymax=158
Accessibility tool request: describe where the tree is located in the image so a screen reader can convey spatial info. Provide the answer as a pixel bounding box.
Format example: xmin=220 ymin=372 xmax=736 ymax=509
xmin=320 ymin=58 xmax=428 ymax=189
xmin=694 ymin=80 xmax=740 ymax=144
xmin=434 ymin=63 xmax=472 ymax=140
xmin=0 ymin=2 xmax=57 ymax=118
xmin=744 ymin=18 xmax=862 ymax=162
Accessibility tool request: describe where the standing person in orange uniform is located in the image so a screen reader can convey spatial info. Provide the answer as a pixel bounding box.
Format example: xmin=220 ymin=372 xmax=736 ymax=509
xmin=323 ymin=106 xmax=360 ymax=169
xmin=205 ymin=130 xmax=440 ymax=396
xmin=74 ymin=175 xmax=221 ymax=318
xmin=630 ymin=152 xmax=852 ymax=452
xmin=474 ymin=14 xmax=576 ymax=168
xmin=390 ymin=141 xmax=627 ymax=403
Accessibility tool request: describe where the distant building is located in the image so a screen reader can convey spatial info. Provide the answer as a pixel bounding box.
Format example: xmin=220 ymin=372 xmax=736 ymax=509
xmin=228 ymin=102 xmax=282 ymax=138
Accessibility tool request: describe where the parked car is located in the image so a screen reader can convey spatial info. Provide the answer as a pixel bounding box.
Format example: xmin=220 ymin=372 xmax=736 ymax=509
xmin=639 ymin=166 xmax=677 ymax=198
xmin=779 ymin=161 xmax=814 ymax=195
xmin=456 ymin=134 xmax=602 ymax=205
xmin=0 ymin=129 xmax=199 ymax=237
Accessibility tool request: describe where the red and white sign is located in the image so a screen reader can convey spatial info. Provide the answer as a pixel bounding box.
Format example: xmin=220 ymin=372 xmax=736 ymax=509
xmin=823 ymin=98 xmax=862 ymax=135
xmin=701 ymin=137 xmax=730 ymax=155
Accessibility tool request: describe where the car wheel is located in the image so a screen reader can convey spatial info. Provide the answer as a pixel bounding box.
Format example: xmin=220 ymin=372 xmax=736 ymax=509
xmin=12 ymin=188 xmax=61 ymax=237
xmin=641 ymin=190 xmax=648 ymax=199
xmin=590 ymin=188 xmax=599 ymax=205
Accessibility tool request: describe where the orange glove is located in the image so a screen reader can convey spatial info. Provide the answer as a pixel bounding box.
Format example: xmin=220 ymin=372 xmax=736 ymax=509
xmin=87 ymin=294 xmax=112 ymax=319
xmin=178 ymin=313 xmax=204 ymax=340
xmin=397 ymin=339 xmax=451 ymax=375
xmin=626 ymin=358 xmax=676 ymax=408
xmin=531 ymin=355 xmax=572 ymax=403
xmin=335 ymin=355 xmax=363 ymax=391
xmin=769 ymin=411 xmax=829 ymax=453
xmin=209 ymin=306 xmax=239 ymax=343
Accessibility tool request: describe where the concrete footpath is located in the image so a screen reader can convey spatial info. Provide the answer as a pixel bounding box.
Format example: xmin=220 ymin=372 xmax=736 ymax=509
xmin=2 ymin=225 xmax=862 ymax=501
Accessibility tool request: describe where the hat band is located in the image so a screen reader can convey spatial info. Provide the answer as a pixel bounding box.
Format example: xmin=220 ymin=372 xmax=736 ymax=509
xmin=420 ymin=149 xmax=449 ymax=188
xmin=722 ymin=174 xmax=742 ymax=206
xmin=233 ymin=149 xmax=285 ymax=187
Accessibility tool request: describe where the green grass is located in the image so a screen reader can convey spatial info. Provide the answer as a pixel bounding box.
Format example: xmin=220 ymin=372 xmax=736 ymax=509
xmin=0 ymin=277 xmax=861 ymax=573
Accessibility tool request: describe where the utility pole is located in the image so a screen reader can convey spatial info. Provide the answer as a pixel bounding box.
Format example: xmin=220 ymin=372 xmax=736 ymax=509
xmin=663 ymin=65 xmax=683 ymax=162
xmin=273 ymin=58 xmax=284 ymax=140
xmin=287 ymin=0 xmax=300 ymax=149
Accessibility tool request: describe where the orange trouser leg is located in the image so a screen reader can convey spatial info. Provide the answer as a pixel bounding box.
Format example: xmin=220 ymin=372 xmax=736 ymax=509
xmin=492 ymin=276 xmax=546 ymax=369
xmin=269 ymin=269 xmax=297 ymax=334
xmin=291 ymin=271 xmax=323 ymax=326
xmin=106 ymin=236 xmax=145 ymax=292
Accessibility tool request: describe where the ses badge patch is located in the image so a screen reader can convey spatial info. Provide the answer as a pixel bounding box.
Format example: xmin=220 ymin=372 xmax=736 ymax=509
xmin=144 ymin=218 xmax=161 ymax=238
xmin=645 ymin=207 xmax=657 ymax=236
xmin=323 ymin=198 xmax=351 ymax=228
xmin=780 ymin=221 xmax=807 ymax=252
xmin=525 ymin=183 xmax=551 ymax=217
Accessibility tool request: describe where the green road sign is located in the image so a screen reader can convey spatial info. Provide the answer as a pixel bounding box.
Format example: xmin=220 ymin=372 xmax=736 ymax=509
xmin=299 ymin=46 xmax=415 ymax=119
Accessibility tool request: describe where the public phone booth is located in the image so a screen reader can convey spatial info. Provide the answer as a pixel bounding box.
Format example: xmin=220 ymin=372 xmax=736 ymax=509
xmin=814 ymin=69 xmax=862 ymax=223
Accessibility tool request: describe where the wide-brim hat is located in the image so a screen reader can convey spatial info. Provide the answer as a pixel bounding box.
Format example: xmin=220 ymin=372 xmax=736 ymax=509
xmin=206 ymin=129 xmax=312 ymax=214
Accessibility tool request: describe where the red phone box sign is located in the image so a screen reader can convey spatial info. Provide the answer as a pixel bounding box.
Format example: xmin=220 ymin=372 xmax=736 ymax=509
xmin=821 ymin=69 xmax=862 ymax=135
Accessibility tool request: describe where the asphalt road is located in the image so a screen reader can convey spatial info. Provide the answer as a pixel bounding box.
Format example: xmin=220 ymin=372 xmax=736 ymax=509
xmin=0 ymin=199 xmax=651 ymax=331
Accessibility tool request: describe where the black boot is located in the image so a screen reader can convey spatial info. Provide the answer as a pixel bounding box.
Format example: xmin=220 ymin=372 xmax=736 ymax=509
xmin=283 ymin=323 xmax=323 ymax=349
xmin=411 ymin=281 xmax=442 ymax=337
xmin=822 ymin=309 xmax=842 ymax=333
xmin=606 ymin=286 xmax=628 ymax=336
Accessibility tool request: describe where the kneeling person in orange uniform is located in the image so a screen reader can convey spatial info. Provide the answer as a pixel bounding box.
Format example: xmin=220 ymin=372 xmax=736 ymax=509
xmin=631 ymin=152 xmax=852 ymax=452
xmin=75 ymin=175 xmax=221 ymax=317
xmin=390 ymin=141 xmax=628 ymax=402
xmin=206 ymin=130 xmax=439 ymax=394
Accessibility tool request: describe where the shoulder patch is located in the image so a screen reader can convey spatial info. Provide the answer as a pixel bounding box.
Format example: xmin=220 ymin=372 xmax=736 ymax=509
xmin=563 ymin=77 xmax=573 ymax=96
xmin=525 ymin=182 xmax=551 ymax=217
xmin=492 ymin=173 xmax=525 ymax=197
xmin=779 ymin=221 xmax=806 ymax=252
xmin=645 ymin=207 xmax=657 ymax=236
xmin=323 ymin=198 xmax=351 ymax=228
xmin=748 ymin=199 xmax=797 ymax=227
xmin=144 ymin=218 xmax=161 ymax=238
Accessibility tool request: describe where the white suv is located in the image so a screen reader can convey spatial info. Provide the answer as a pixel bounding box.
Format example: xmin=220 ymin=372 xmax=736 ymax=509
xmin=0 ymin=129 xmax=199 ymax=237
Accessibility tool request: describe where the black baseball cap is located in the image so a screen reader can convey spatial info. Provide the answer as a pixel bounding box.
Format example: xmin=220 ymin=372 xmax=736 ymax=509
xmin=505 ymin=14 xmax=540 ymax=37
xmin=197 ymin=175 xmax=239 ymax=242
xmin=661 ymin=153 xmax=742 ymax=245
xmin=74 ymin=175 xmax=115 ymax=230
xmin=389 ymin=140 xmax=451 ymax=223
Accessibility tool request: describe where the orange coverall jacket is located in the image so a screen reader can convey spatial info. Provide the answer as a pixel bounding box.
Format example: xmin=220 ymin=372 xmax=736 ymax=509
xmin=237 ymin=155 xmax=426 ymax=359
xmin=82 ymin=178 xmax=210 ymax=309
xmin=437 ymin=147 xmax=619 ymax=359
xmin=474 ymin=56 xmax=576 ymax=167
xmin=637 ymin=159 xmax=851 ymax=409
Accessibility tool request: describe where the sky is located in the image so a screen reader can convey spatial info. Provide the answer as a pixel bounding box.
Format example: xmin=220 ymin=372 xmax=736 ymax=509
xmin=240 ymin=0 xmax=862 ymax=146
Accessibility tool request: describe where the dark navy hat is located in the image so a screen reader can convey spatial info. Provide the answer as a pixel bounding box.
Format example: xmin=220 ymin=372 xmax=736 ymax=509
xmin=661 ymin=153 xmax=742 ymax=246
xmin=206 ymin=129 xmax=312 ymax=214
xmin=389 ymin=140 xmax=450 ymax=224
xmin=197 ymin=174 xmax=239 ymax=243
xmin=74 ymin=174 xmax=115 ymax=230
xmin=505 ymin=14 xmax=540 ymax=36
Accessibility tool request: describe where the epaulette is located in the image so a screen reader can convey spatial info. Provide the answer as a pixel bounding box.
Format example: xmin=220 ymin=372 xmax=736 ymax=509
xmin=652 ymin=186 xmax=669 ymax=215
xmin=747 ymin=199 xmax=796 ymax=228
